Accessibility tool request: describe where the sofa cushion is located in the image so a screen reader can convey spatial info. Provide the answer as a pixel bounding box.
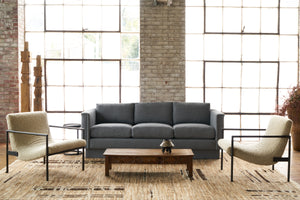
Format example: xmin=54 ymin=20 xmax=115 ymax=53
xmin=134 ymin=102 xmax=173 ymax=125
xmin=132 ymin=123 xmax=173 ymax=139
xmin=173 ymin=102 xmax=210 ymax=125
xmin=90 ymin=123 xmax=132 ymax=138
xmin=96 ymin=103 xmax=134 ymax=124
xmin=174 ymin=123 xmax=215 ymax=139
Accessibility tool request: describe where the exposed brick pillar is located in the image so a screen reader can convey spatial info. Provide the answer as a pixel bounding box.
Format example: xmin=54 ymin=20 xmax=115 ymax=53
xmin=0 ymin=0 xmax=20 ymax=142
xmin=140 ymin=0 xmax=185 ymax=102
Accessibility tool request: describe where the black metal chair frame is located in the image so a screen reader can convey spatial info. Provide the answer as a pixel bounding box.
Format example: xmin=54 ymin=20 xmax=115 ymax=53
xmin=220 ymin=128 xmax=291 ymax=182
xmin=6 ymin=126 xmax=85 ymax=181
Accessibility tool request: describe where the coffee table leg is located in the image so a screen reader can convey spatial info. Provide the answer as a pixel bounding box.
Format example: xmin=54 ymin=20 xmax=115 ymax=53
xmin=105 ymin=156 xmax=110 ymax=176
xmin=187 ymin=158 xmax=193 ymax=178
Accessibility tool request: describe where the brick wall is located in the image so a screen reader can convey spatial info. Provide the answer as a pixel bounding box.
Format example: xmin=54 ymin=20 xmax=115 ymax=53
xmin=0 ymin=0 xmax=19 ymax=142
xmin=140 ymin=0 xmax=185 ymax=102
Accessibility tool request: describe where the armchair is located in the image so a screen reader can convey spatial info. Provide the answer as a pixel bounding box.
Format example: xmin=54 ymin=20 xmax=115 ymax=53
xmin=6 ymin=111 xmax=86 ymax=181
xmin=218 ymin=115 xmax=292 ymax=182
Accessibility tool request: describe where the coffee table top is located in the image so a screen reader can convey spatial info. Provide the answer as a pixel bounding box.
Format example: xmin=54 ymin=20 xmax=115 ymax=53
xmin=103 ymin=148 xmax=194 ymax=157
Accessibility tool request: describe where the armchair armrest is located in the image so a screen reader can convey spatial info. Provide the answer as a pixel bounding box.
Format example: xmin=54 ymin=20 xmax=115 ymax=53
xmin=210 ymin=109 xmax=224 ymax=141
xmin=6 ymin=129 xmax=48 ymax=137
xmin=49 ymin=125 xmax=84 ymax=131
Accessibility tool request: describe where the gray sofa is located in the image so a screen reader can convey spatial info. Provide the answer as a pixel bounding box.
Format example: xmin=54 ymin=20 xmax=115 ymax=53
xmin=81 ymin=102 xmax=224 ymax=159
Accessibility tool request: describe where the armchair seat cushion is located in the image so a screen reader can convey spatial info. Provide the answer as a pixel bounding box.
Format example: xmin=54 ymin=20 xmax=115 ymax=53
xmin=91 ymin=123 xmax=132 ymax=138
xmin=218 ymin=139 xmax=277 ymax=165
xmin=132 ymin=123 xmax=173 ymax=139
xmin=17 ymin=139 xmax=86 ymax=161
xmin=174 ymin=123 xmax=215 ymax=139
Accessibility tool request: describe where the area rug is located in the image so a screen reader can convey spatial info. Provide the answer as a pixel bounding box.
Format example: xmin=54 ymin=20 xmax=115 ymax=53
xmin=0 ymin=154 xmax=300 ymax=200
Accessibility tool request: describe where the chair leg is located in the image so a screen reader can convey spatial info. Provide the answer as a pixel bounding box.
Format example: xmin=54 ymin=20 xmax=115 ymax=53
xmin=46 ymin=155 xmax=49 ymax=181
xmin=231 ymin=153 xmax=234 ymax=182
xmin=82 ymin=148 xmax=85 ymax=171
xmin=287 ymin=137 xmax=291 ymax=182
xmin=6 ymin=131 xmax=9 ymax=173
xmin=272 ymin=165 xmax=274 ymax=170
xmin=220 ymin=149 xmax=223 ymax=170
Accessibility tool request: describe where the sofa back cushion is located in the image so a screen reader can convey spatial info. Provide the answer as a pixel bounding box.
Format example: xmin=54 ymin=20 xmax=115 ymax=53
xmin=173 ymin=102 xmax=210 ymax=125
xmin=134 ymin=102 xmax=173 ymax=125
xmin=96 ymin=103 xmax=134 ymax=124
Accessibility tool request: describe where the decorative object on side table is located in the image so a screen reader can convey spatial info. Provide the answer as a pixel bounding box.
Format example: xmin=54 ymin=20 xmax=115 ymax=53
xmin=278 ymin=85 xmax=300 ymax=150
xmin=160 ymin=139 xmax=174 ymax=153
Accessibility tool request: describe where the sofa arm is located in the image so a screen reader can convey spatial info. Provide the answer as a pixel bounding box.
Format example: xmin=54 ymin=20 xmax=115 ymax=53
xmin=210 ymin=109 xmax=224 ymax=142
xmin=81 ymin=109 xmax=96 ymax=148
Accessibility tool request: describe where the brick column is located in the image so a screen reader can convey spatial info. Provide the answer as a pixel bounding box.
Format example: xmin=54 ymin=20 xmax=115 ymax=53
xmin=140 ymin=0 xmax=185 ymax=102
xmin=0 ymin=0 xmax=20 ymax=142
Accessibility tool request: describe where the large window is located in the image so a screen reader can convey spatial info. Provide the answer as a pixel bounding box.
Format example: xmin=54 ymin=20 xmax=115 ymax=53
xmin=24 ymin=0 xmax=140 ymax=137
xmin=186 ymin=0 xmax=299 ymax=139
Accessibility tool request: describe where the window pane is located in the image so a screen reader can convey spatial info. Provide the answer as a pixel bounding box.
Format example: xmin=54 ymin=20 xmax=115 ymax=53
xmin=223 ymin=63 xmax=241 ymax=88
xmin=46 ymin=61 xmax=64 ymax=85
xmin=47 ymin=87 xmax=64 ymax=111
xmin=25 ymin=5 xmax=44 ymax=31
xmin=223 ymin=0 xmax=241 ymax=6
xmin=280 ymin=8 xmax=298 ymax=34
xmin=103 ymin=87 xmax=119 ymax=103
xmin=102 ymin=6 xmax=119 ymax=31
xmin=241 ymin=63 xmax=259 ymax=88
xmin=26 ymin=33 xmax=45 ymax=57
xmin=205 ymin=7 xmax=222 ymax=32
xmin=121 ymin=6 xmax=139 ymax=32
xmin=64 ymin=6 xmax=82 ymax=30
xmin=83 ymin=6 xmax=101 ymax=31
xmin=205 ymin=88 xmax=222 ymax=111
xmin=45 ymin=33 xmax=63 ymax=58
xmin=84 ymin=87 xmax=102 ymax=110
xmin=102 ymin=61 xmax=119 ymax=86
xmin=64 ymin=33 xmax=82 ymax=58
xmin=122 ymin=87 xmax=139 ymax=103
xmin=83 ymin=33 xmax=102 ymax=59
xmin=186 ymin=61 xmax=203 ymax=87
xmin=261 ymin=8 xmax=278 ymax=33
xmin=102 ymin=33 xmax=120 ymax=59
xmin=223 ymin=8 xmax=241 ymax=33
xmin=261 ymin=0 xmax=279 ymax=7
xmin=242 ymin=35 xmax=260 ymax=61
xmin=46 ymin=6 xmax=63 ymax=30
xmin=223 ymin=35 xmax=241 ymax=60
xmin=280 ymin=36 xmax=298 ymax=61
xmin=242 ymin=8 xmax=260 ymax=33
xmin=122 ymin=61 xmax=140 ymax=87
xmin=186 ymin=34 xmax=203 ymax=60
xmin=83 ymin=61 xmax=102 ymax=86
xmin=186 ymin=0 xmax=203 ymax=6
xmin=241 ymin=89 xmax=259 ymax=112
xmin=65 ymin=61 xmax=83 ymax=85
xmin=205 ymin=62 xmax=222 ymax=87
xmin=204 ymin=34 xmax=222 ymax=60
xmin=223 ymin=89 xmax=240 ymax=112
xmin=279 ymin=62 xmax=298 ymax=88
xmin=121 ymin=34 xmax=139 ymax=59
xmin=243 ymin=0 xmax=260 ymax=7
xmin=261 ymin=35 xmax=279 ymax=61
xmin=260 ymin=63 xmax=278 ymax=88
xmin=186 ymin=88 xmax=203 ymax=102
xmin=186 ymin=7 xmax=203 ymax=33
xmin=260 ymin=89 xmax=276 ymax=112
xmin=281 ymin=0 xmax=299 ymax=7
xmin=65 ymin=87 xmax=83 ymax=111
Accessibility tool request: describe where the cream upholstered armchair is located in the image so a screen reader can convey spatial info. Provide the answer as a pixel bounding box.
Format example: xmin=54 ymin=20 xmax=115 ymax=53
xmin=218 ymin=115 xmax=292 ymax=182
xmin=6 ymin=111 xmax=86 ymax=181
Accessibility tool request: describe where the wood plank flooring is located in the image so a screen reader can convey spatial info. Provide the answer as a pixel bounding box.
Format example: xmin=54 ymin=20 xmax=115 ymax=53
xmin=0 ymin=143 xmax=300 ymax=184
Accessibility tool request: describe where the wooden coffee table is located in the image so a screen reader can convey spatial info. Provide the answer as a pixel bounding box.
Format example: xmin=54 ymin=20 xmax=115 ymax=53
xmin=103 ymin=148 xmax=194 ymax=178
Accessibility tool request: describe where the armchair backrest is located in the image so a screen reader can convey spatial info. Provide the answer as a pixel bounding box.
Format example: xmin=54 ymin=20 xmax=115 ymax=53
xmin=261 ymin=115 xmax=292 ymax=158
xmin=6 ymin=112 xmax=50 ymax=152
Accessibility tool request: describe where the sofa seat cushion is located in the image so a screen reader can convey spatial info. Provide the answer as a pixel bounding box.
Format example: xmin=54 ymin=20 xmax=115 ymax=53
xmin=132 ymin=123 xmax=173 ymax=139
xmin=174 ymin=123 xmax=215 ymax=139
xmin=90 ymin=123 xmax=132 ymax=138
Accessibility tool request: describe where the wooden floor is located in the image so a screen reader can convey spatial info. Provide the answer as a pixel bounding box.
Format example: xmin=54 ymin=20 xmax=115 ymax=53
xmin=0 ymin=143 xmax=300 ymax=184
